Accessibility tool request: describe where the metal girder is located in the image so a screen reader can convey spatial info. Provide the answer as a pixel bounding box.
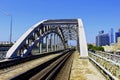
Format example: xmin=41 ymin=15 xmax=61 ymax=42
xmin=6 ymin=19 xmax=88 ymax=58
xmin=6 ymin=20 xmax=65 ymax=58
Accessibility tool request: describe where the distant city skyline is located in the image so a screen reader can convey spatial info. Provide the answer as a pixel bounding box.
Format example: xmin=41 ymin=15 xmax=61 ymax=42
xmin=96 ymin=28 xmax=120 ymax=46
xmin=0 ymin=0 xmax=120 ymax=44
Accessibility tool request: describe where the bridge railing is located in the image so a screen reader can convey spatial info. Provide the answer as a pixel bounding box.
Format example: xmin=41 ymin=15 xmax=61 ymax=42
xmin=96 ymin=51 xmax=120 ymax=64
xmin=89 ymin=51 xmax=120 ymax=80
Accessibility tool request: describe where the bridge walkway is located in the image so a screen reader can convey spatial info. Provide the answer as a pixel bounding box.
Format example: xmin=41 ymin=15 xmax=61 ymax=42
xmin=70 ymin=51 xmax=106 ymax=80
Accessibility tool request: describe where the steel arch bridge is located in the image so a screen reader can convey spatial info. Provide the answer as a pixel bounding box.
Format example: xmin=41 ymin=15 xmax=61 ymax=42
xmin=6 ymin=19 xmax=88 ymax=58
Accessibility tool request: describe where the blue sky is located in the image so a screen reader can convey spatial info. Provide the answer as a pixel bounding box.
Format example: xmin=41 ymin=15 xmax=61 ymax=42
xmin=0 ymin=0 xmax=120 ymax=43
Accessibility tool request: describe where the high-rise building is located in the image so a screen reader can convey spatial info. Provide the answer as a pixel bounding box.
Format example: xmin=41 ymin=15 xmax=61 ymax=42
xmin=110 ymin=28 xmax=114 ymax=43
xmin=96 ymin=30 xmax=110 ymax=46
xmin=115 ymin=28 xmax=120 ymax=43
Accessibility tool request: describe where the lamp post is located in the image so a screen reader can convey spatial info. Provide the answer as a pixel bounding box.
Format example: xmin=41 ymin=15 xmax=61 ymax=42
xmin=9 ymin=15 xmax=12 ymax=43
xmin=0 ymin=9 xmax=12 ymax=43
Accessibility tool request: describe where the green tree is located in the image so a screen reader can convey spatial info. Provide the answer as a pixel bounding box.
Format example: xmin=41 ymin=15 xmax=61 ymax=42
xmin=88 ymin=44 xmax=94 ymax=50
xmin=88 ymin=44 xmax=104 ymax=51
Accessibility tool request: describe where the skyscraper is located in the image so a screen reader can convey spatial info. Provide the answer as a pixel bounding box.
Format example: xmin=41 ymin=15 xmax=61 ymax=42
xmin=96 ymin=30 xmax=110 ymax=46
xmin=110 ymin=28 xmax=114 ymax=43
xmin=115 ymin=28 xmax=120 ymax=43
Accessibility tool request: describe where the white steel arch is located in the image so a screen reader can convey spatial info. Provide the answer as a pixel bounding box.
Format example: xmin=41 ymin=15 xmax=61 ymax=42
xmin=78 ymin=19 xmax=88 ymax=57
xmin=6 ymin=20 xmax=46 ymax=58
xmin=5 ymin=18 xmax=88 ymax=58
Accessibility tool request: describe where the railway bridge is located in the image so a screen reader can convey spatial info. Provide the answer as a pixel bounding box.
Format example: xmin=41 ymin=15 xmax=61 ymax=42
xmin=0 ymin=19 xmax=119 ymax=80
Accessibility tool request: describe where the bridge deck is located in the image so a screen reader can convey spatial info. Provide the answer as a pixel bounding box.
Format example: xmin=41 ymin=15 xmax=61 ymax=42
xmin=70 ymin=51 xmax=106 ymax=80
xmin=0 ymin=54 xmax=60 ymax=80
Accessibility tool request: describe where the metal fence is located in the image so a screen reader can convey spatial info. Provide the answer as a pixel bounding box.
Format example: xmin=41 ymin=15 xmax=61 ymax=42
xmin=89 ymin=51 xmax=120 ymax=80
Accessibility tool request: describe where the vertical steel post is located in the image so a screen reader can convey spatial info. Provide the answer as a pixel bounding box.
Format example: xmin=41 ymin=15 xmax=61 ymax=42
xmin=46 ymin=35 xmax=49 ymax=52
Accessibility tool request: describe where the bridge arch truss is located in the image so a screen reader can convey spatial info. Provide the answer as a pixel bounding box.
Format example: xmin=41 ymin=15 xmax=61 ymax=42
xmin=6 ymin=19 xmax=88 ymax=58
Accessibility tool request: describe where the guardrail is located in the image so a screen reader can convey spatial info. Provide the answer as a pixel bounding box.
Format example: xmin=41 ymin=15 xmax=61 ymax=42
xmin=96 ymin=51 xmax=120 ymax=64
xmin=89 ymin=51 xmax=120 ymax=80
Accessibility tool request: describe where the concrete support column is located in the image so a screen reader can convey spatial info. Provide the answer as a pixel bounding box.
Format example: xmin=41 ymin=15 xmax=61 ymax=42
xmin=39 ymin=42 xmax=42 ymax=54
xmin=56 ymin=35 xmax=58 ymax=50
xmin=54 ymin=34 xmax=56 ymax=51
xmin=57 ymin=36 xmax=59 ymax=50
xmin=57 ymin=37 xmax=59 ymax=50
xmin=33 ymin=32 xmax=36 ymax=42
xmin=62 ymin=42 xmax=64 ymax=50
xmin=47 ymin=26 xmax=49 ymax=31
xmin=39 ymin=29 xmax=42 ymax=54
xmin=50 ymin=34 xmax=53 ymax=51
xmin=39 ymin=29 xmax=42 ymax=36
xmin=59 ymin=40 xmax=62 ymax=50
xmin=59 ymin=38 xmax=62 ymax=50
xmin=44 ymin=26 xmax=46 ymax=33
xmin=26 ymin=39 xmax=30 ymax=46
xmin=46 ymin=35 xmax=49 ymax=52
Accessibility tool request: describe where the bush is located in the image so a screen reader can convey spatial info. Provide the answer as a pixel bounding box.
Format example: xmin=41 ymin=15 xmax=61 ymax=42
xmin=88 ymin=44 xmax=104 ymax=51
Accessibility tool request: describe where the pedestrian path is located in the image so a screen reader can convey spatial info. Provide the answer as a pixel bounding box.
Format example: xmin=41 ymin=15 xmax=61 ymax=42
xmin=70 ymin=51 xmax=106 ymax=80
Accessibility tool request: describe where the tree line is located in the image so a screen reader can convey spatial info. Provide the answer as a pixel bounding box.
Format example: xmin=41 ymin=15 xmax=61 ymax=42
xmin=88 ymin=44 xmax=104 ymax=51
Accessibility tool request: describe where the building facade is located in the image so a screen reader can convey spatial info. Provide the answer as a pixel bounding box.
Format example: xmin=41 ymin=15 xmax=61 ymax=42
xmin=115 ymin=29 xmax=120 ymax=43
xmin=96 ymin=31 xmax=110 ymax=46
xmin=110 ymin=28 xmax=114 ymax=43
